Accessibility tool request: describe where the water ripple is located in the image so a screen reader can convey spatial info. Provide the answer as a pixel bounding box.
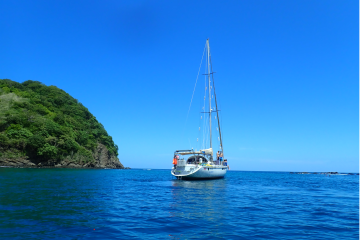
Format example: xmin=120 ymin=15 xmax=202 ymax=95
xmin=0 ymin=169 xmax=358 ymax=239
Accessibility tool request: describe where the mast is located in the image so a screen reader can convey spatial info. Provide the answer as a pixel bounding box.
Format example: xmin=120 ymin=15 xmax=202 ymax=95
xmin=207 ymin=39 xmax=212 ymax=152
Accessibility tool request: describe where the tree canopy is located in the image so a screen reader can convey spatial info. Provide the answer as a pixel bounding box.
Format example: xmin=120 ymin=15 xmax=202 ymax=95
xmin=0 ymin=79 xmax=118 ymax=163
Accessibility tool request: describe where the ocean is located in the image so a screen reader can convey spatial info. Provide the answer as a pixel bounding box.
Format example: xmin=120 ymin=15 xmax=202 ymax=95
xmin=0 ymin=168 xmax=358 ymax=239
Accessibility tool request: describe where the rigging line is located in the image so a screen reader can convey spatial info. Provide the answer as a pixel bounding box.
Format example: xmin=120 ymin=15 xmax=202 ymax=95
xmin=197 ymin=99 xmax=203 ymax=151
xmin=217 ymin=93 xmax=224 ymax=151
xmin=183 ymin=43 xmax=207 ymax=130
xmin=197 ymin=110 xmax=201 ymax=151
xmin=204 ymin=114 xmax=209 ymax=149
xmin=209 ymin=52 xmax=224 ymax=156
xmin=200 ymin=72 xmax=207 ymax=150
xmin=202 ymin=58 xmax=208 ymax=149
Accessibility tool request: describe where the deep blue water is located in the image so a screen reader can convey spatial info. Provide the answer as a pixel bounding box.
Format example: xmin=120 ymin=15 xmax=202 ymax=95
xmin=0 ymin=168 xmax=358 ymax=239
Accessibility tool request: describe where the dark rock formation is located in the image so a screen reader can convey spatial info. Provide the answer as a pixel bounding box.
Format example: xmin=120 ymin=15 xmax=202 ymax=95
xmin=0 ymin=143 xmax=124 ymax=169
xmin=92 ymin=143 xmax=124 ymax=169
xmin=290 ymin=172 xmax=357 ymax=175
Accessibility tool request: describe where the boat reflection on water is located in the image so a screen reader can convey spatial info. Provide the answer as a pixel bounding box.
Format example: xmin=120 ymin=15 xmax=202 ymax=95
xmin=169 ymin=179 xmax=228 ymax=237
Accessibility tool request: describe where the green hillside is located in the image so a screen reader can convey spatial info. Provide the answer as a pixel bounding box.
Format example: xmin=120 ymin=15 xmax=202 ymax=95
xmin=0 ymin=79 xmax=119 ymax=166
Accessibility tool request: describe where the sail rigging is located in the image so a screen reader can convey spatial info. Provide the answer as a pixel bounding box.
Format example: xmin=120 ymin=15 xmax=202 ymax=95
xmin=210 ymin=49 xmax=224 ymax=156
xmin=171 ymin=39 xmax=228 ymax=180
xmin=207 ymin=39 xmax=212 ymax=152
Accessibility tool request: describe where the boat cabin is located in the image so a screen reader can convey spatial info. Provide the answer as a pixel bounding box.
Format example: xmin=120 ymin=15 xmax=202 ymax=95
xmin=186 ymin=155 xmax=209 ymax=165
xmin=174 ymin=149 xmax=213 ymax=166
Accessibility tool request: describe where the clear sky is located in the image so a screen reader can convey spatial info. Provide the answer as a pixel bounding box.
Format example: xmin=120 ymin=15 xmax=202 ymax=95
xmin=1 ymin=0 xmax=358 ymax=172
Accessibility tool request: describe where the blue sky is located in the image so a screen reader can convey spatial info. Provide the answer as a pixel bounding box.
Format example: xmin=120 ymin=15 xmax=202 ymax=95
xmin=0 ymin=0 xmax=358 ymax=172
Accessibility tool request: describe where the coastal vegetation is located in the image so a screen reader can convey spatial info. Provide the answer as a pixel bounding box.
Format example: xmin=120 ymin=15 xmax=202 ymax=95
xmin=0 ymin=79 xmax=121 ymax=168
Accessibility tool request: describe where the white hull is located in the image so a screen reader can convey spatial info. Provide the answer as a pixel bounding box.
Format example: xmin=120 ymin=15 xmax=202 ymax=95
xmin=171 ymin=164 xmax=227 ymax=180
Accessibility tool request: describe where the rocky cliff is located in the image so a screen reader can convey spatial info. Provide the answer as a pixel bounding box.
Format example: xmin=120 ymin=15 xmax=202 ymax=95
xmin=0 ymin=143 xmax=124 ymax=168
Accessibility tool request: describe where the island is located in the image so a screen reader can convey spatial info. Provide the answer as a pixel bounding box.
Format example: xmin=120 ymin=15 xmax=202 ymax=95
xmin=0 ymin=79 xmax=125 ymax=169
xmin=290 ymin=172 xmax=358 ymax=175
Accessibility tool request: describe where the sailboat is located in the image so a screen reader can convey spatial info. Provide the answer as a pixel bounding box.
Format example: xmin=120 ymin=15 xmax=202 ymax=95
xmin=171 ymin=39 xmax=228 ymax=180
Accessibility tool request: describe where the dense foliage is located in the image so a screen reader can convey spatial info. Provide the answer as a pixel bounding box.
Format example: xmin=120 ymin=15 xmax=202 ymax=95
xmin=0 ymin=79 xmax=118 ymax=162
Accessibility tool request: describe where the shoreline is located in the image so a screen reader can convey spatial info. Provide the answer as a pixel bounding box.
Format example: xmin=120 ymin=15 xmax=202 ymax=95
xmin=0 ymin=164 xmax=130 ymax=169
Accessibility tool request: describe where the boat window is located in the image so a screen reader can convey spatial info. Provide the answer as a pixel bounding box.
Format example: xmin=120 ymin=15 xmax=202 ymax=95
xmin=187 ymin=157 xmax=196 ymax=164
xmin=187 ymin=156 xmax=208 ymax=164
